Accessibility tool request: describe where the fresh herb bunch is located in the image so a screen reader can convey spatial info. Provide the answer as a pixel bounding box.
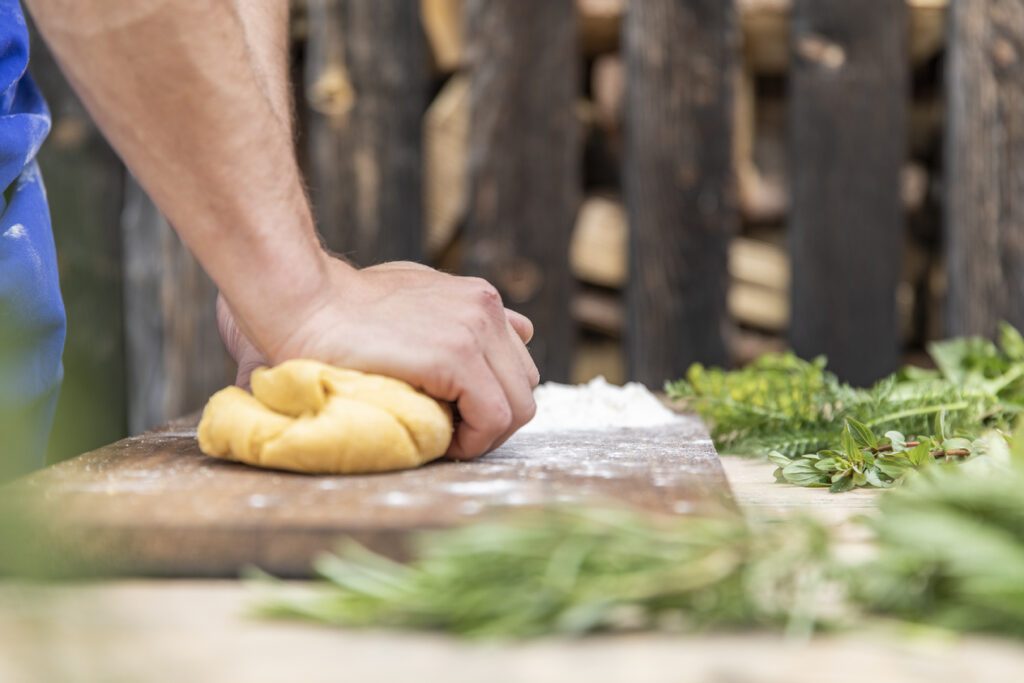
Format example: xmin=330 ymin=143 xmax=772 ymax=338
xmin=769 ymin=417 xmax=990 ymax=493
xmin=854 ymin=432 xmax=1024 ymax=636
xmin=667 ymin=323 xmax=1024 ymax=490
xmin=256 ymin=508 xmax=832 ymax=638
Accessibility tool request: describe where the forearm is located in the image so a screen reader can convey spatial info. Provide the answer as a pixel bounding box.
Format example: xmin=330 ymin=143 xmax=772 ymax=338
xmin=26 ymin=0 xmax=334 ymax=344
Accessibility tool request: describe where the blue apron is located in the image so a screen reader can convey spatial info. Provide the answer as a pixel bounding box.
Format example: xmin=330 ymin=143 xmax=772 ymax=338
xmin=0 ymin=1 xmax=62 ymax=478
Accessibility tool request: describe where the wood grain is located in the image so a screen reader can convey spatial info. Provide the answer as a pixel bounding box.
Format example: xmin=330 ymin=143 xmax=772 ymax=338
xmin=8 ymin=417 xmax=736 ymax=578
xmin=463 ymin=0 xmax=580 ymax=382
xmin=788 ymin=0 xmax=907 ymax=386
xmin=304 ymin=0 xmax=427 ymax=265
xmin=120 ymin=180 xmax=235 ymax=434
xmin=624 ymin=0 xmax=739 ymax=385
xmin=945 ymin=0 xmax=1024 ymax=338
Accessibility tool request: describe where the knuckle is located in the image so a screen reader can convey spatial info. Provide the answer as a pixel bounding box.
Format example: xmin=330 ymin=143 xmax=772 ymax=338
xmin=466 ymin=278 xmax=503 ymax=311
xmin=427 ymin=366 xmax=458 ymax=401
xmin=492 ymin=401 xmax=514 ymax=432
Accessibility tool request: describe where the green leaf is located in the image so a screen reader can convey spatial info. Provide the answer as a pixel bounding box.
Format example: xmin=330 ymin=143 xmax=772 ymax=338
xmin=814 ymin=457 xmax=838 ymax=472
xmin=864 ymin=468 xmax=888 ymax=488
xmin=942 ymin=437 xmax=974 ymax=453
xmin=875 ymin=458 xmax=909 ymax=480
xmin=782 ymin=460 xmax=826 ymax=486
xmin=884 ymin=431 xmax=907 ymax=452
xmin=829 ymin=475 xmax=855 ymax=493
xmin=847 ymin=418 xmax=879 ymax=450
xmin=999 ymin=322 xmax=1024 ymax=361
xmin=841 ymin=425 xmax=862 ymax=463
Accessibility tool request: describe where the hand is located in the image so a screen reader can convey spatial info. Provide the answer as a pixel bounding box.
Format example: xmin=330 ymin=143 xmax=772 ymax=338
xmin=216 ymin=294 xmax=267 ymax=390
xmin=218 ymin=259 xmax=540 ymax=459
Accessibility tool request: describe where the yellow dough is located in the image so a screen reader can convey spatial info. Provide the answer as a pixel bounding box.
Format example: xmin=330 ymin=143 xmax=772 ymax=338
xmin=197 ymin=360 xmax=453 ymax=474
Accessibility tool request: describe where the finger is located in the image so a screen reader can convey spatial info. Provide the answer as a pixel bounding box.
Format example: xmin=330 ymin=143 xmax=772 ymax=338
xmin=506 ymin=319 xmax=541 ymax=388
xmin=481 ymin=323 xmax=537 ymax=452
xmin=505 ymin=309 xmax=534 ymax=343
xmin=444 ymin=354 xmax=514 ymax=460
xmin=235 ymin=353 xmax=265 ymax=390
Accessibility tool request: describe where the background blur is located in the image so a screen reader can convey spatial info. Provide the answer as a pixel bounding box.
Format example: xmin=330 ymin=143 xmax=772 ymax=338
xmin=32 ymin=0 xmax=1020 ymax=462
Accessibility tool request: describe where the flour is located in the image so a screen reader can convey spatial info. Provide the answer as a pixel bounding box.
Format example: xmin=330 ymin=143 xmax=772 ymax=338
xmin=518 ymin=376 xmax=681 ymax=434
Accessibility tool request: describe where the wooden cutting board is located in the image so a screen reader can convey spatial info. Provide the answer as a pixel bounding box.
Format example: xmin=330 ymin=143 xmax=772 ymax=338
xmin=7 ymin=415 xmax=736 ymax=577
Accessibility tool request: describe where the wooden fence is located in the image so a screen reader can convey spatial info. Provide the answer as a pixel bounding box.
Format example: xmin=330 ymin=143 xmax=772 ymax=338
xmin=32 ymin=0 xmax=1024 ymax=460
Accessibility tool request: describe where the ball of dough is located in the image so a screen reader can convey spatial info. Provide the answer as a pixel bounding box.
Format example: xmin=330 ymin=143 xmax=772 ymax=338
xmin=197 ymin=360 xmax=453 ymax=474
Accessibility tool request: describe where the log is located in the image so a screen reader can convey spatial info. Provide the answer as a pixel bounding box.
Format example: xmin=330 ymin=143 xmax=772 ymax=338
xmin=464 ymin=0 xmax=580 ymax=381
xmin=945 ymin=0 xmax=1024 ymax=338
xmin=578 ymin=0 xmax=623 ymax=56
xmin=424 ymin=75 xmax=469 ymax=257
xmin=788 ymin=0 xmax=908 ymax=385
xmin=570 ymin=196 xmax=628 ymax=288
xmin=591 ymin=54 xmax=625 ymax=134
xmin=742 ymin=0 xmax=947 ymax=74
xmin=624 ymin=0 xmax=739 ymax=385
xmin=304 ymin=0 xmax=427 ymax=265
xmin=573 ymin=288 xmax=624 ymax=336
xmin=729 ymin=282 xmax=788 ymax=332
xmin=28 ymin=29 xmax=127 ymax=461
xmin=572 ymin=338 xmax=626 ymax=384
xmin=421 ymin=0 xmax=464 ymax=73
xmin=729 ymin=237 xmax=789 ymax=291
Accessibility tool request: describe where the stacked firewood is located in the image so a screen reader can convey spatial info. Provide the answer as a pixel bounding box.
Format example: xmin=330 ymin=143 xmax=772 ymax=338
xmin=420 ymin=0 xmax=948 ymax=381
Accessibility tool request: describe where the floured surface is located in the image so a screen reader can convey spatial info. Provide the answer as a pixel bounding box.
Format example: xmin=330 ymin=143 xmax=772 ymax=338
xmin=8 ymin=414 xmax=735 ymax=577
xmin=520 ymin=376 xmax=681 ymax=433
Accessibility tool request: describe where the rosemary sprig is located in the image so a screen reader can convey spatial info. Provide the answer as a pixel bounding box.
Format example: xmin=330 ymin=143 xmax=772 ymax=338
xmin=255 ymin=508 xmax=833 ymax=638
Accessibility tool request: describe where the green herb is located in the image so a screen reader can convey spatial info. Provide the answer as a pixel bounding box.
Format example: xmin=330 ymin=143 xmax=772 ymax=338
xmin=854 ymin=429 xmax=1024 ymax=636
xmin=666 ymin=324 xmax=1024 ymax=490
xmin=255 ymin=508 xmax=833 ymax=638
xmin=769 ymin=418 xmax=986 ymax=493
xmin=256 ymin=432 xmax=1024 ymax=641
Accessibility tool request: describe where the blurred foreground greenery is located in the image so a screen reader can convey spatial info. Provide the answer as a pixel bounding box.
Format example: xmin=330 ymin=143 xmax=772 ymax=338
xmin=258 ymin=429 xmax=1024 ymax=641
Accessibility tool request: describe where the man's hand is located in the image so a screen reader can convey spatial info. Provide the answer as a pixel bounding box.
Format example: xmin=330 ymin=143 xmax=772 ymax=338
xmin=218 ymin=259 xmax=540 ymax=459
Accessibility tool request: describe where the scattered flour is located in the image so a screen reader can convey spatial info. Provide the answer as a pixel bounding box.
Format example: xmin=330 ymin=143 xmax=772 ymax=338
xmin=518 ymin=376 xmax=681 ymax=434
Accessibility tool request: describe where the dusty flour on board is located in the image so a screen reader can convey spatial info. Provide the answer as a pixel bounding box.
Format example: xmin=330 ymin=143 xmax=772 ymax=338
xmin=518 ymin=376 xmax=681 ymax=434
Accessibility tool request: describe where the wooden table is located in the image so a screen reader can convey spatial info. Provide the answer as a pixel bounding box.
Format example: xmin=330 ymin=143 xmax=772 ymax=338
xmin=7 ymin=417 xmax=735 ymax=576
xmin=2 ymin=457 xmax=1022 ymax=683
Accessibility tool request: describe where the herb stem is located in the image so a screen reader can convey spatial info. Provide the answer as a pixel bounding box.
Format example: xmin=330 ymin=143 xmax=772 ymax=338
xmin=865 ymin=401 xmax=971 ymax=428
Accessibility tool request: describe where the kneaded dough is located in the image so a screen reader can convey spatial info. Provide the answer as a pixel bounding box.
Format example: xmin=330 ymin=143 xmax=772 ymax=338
xmin=197 ymin=360 xmax=453 ymax=474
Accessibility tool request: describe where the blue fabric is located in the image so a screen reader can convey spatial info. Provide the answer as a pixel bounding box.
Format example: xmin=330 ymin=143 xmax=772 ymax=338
xmin=0 ymin=1 xmax=62 ymax=478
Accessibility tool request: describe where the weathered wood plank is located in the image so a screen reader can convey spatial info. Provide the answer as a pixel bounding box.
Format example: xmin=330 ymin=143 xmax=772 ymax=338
xmin=28 ymin=28 xmax=127 ymax=463
xmin=121 ymin=180 xmax=234 ymax=434
xmin=8 ymin=416 xmax=736 ymax=577
xmin=304 ymin=0 xmax=427 ymax=265
xmin=945 ymin=0 xmax=1024 ymax=338
xmin=463 ymin=0 xmax=580 ymax=382
xmin=624 ymin=0 xmax=739 ymax=386
xmin=788 ymin=0 xmax=907 ymax=386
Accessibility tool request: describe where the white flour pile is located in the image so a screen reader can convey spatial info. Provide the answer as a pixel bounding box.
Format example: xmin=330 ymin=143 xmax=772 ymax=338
xmin=518 ymin=376 xmax=681 ymax=434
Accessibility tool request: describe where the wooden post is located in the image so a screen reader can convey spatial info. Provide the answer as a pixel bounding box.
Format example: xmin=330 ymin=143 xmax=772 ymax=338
xmin=304 ymin=0 xmax=427 ymax=265
xmin=121 ymin=179 xmax=234 ymax=434
xmin=789 ymin=0 xmax=907 ymax=386
xmin=946 ymin=0 xmax=1024 ymax=338
xmin=29 ymin=29 xmax=127 ymax=461
xmin=464 ymin=0 xmax=579 ymax=382
xmin=624 ymin=0 xmax=738 ymax=386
